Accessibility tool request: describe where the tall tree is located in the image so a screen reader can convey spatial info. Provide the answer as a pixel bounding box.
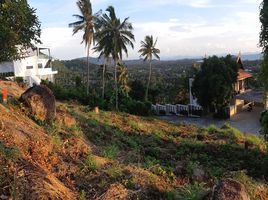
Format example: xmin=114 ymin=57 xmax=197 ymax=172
xmin=0 ymin=0 xmax=41 ymax=62
xmin=260 ymin=0 xmax=268 ymax=109
xmin=94 ymin=6 xmax=135 ymax=110
xmin=69 ymin=0 xmax=94 ymax=95
xmin=192 ymin=55 xmax=238 ymax=116
xmin=138 ymin=35 xmax=160 ymax=101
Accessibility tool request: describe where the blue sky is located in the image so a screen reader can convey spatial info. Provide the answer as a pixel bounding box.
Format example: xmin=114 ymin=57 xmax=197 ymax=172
xmin=28 ymin=0 xmax=262 ymax=60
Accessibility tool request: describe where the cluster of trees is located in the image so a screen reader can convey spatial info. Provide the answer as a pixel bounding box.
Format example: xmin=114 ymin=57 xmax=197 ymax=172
xmin=192 ymin=55 xmax=239 ymax=118
xmin=69 ymin=0 xmax=160 ymax=111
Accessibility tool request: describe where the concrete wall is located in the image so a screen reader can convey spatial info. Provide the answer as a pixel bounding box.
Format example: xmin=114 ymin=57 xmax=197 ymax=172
xmin=229 ymin=99 xmax=245 ymax=117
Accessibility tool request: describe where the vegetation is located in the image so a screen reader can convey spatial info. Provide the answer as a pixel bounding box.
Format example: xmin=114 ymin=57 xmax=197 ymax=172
xmin=192 ymin=55 xmax=238 ymax=118
xmin=260 ymin=0 xmax=268 ymax=109
xmin=91 ymin=6 xmax=135 ymax=110
xmin=0 ymin=0 xmax=41 ymax=62
xmin=69 ymin=0 xmax=94 ymax=95
xmin=138 ymin=35 xmax=161 ymax=101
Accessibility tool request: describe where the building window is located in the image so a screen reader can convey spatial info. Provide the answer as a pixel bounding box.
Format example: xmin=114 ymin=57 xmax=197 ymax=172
xmin=26 ymin=66 xmax=33 ymax=69
xmin=38 ymin=63 xmax=43 ymax=69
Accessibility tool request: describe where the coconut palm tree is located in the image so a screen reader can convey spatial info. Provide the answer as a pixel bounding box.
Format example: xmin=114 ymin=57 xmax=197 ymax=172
xmin=69 ymin=0 xmax=94 ymax=95
xmin=94 ymin=6 xmax=135 ymax=110
xmin=138 ymin=35 xmax=160 ymax=101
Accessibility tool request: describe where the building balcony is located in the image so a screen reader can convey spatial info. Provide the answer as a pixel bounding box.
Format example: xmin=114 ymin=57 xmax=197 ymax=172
xmin=37 ymin=68 xmax=58 ymax=76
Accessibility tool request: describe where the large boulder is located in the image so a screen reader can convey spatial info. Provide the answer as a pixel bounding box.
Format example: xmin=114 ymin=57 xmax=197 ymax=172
xmin=20 ymin=85 xmax=56 ymax=121
xmin=211 ymin=179 xmax=250 ymax=200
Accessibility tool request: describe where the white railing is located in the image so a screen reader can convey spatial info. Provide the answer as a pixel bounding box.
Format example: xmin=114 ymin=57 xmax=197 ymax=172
xmin=152 ymin=103 xmax=203 ymax=117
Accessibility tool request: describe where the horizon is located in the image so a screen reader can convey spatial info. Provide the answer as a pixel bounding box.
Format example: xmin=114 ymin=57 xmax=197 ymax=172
xmin=28 ymin=0 xmax=262 ymax=60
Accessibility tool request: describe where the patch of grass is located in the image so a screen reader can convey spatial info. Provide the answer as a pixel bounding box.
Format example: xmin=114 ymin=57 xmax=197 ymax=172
xmin=220 ymin=124 xmax=244 ymax=142
xmin=245 ymin=134 xmax=266 ymax=149
xmin=176 ymin=183 xmax=208 ymax=200
xmin=79 ymin=190 xmax=87 ymax=200
xmin=128 ymin=121 xmax=141 ymax=130
xmin=82 ymin=153 xmax=99 ymax=172
xmin=105 ymin=164 xmax=123 ymax=179
xmin=207 ymin=124 xmax=218 ymax=134
xmin=144 ymin=156 xmax=159 ymax=169
xmin=227 ymin=171 xmax=268 ymax=200
xmin=0 ymin=142 xmax=20 ymax=161
xmin=101 ymin=145 xmax=119 ymax=159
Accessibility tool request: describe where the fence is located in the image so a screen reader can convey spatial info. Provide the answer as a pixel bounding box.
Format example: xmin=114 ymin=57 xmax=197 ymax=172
xmin=152 ymin=103 xmax=203 ymax=117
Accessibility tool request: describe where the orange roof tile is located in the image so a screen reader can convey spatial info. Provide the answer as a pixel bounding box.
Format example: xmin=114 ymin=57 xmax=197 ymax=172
xmin=237 ymin=69 xmax=252 ymax=81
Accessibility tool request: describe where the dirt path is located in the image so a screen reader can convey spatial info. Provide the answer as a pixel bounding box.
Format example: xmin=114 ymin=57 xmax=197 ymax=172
xmin=159 ymin=106 xmax=263 ymax=135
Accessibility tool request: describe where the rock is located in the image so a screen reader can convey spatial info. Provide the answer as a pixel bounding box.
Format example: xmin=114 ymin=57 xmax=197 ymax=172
xmin=20 ymin=85 xmax=56 ymax=121
xmin=211 ymin=179 xmax=250 ymax=200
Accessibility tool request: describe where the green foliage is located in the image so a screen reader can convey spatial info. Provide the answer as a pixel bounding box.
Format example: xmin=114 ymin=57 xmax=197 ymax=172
xmin=101 ymin=145 xmax=119 ymax=159
xmin=94 ymin=6 xmax=135 ymax=110
xmin=0 ymin=0 xmax=41 ymax=62
xmin=138 ymin=35 xmax=160 ymax=101
xmin=176 ymin=183 xmax=208 ymax=200
xmin=83 ymin=153 xmax=99 ymax=171
xmin=260 ymin=1 xmax=268 ymax=107
xmin=260 ymin=111 xmax=268 ymax=139
xmin=105 ymin=164 xmax=123 ymax=178
xmin=120 ymin=97 xmax=152 ymax=116
xmin=192 ymin=55 xmax=238 ymax=116
xmin=41 ymin=80 xmax=101 ymax=107
xmin=79 ymin=190 xmax=87 ymax=200
xmin=0 ymin=142 xmax=20 ymax=161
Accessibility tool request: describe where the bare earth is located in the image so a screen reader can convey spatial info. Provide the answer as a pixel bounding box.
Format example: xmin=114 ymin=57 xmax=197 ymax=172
xmin=159 ymin=106 xmax=263 ymax=135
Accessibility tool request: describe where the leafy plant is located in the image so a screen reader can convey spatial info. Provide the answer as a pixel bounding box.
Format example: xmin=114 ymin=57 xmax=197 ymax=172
xmin=101 ymin=145 xmax=119 ymax=159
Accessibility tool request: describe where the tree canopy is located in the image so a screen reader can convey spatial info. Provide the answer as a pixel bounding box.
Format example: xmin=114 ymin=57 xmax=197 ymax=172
xmin=0 ymin=0 xmax=41 ymax=62
xmin=138 ymin=35 xmax=160 ymax=101
xmin=260 ymin=0 xmax=268 ymax=109
xmin=192 ymin=55 xmax=238 ymax=112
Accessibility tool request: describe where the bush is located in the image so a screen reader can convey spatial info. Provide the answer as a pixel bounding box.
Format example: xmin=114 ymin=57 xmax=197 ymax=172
xmin=41 ymin=80 xmax=101 ymax=107
xmin=120 ymin=97 xmax=152 ymax=116
xmin=260 ymin=110 xmax=268 ymax=140
xmin=213 ymin=106 xmax=230 ymax=119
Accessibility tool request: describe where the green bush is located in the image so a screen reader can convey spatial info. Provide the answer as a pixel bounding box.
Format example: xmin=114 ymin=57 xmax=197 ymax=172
xmin=120 ymin=97 xmax=152 ymax=116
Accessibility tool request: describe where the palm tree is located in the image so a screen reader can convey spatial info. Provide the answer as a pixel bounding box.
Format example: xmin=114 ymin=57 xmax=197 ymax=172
xmin=94 ymin=6 xmax=135 ymax=110
xmin=69 ymin=0 xmax=94 ymax=95
xmin=138 ymin=35 xmax=160 ymax=101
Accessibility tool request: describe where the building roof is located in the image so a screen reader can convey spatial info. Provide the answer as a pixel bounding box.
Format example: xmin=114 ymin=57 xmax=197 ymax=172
xmin=237 ymin=69 xmax=252 ymax=81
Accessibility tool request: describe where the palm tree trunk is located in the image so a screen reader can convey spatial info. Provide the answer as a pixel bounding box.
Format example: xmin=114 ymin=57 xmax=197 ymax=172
xmin=114 ymin=59 xmax=119 ymax=110
xmin=145 ymin=60 xmax=152 ymax=101
xmin=102 ymin=61 xmax=106 ymax=99
xmin=86 ymin=47 xmax=90 ymax=95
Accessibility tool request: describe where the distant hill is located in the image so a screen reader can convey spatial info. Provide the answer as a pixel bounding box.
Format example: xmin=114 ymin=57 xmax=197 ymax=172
xmin=75 ymin=53 xmax=261 ymax=65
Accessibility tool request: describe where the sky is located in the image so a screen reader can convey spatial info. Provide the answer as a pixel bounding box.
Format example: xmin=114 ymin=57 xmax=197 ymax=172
xmin=28 ymin=0 xmax=262 ymax=60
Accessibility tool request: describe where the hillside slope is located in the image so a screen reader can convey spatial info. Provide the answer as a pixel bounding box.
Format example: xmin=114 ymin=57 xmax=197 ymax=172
xmin=0 ymin=81 xmax=268 ymax=199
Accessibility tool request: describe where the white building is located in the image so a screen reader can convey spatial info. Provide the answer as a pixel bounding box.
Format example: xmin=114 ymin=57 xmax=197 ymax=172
xmin=0 ymin=46 xmax=58 ymax=86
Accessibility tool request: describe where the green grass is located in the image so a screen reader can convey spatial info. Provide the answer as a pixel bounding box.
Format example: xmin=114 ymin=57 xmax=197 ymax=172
xmin=83 ymin=153 xmax=100 ymax=172
xmin=0 ymin=142 xmax=20 ymax=161
xmin=105 ymin=164 xmax=123 ymax=179
xmin=101 ymin=145 xmax=119 ymax=159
